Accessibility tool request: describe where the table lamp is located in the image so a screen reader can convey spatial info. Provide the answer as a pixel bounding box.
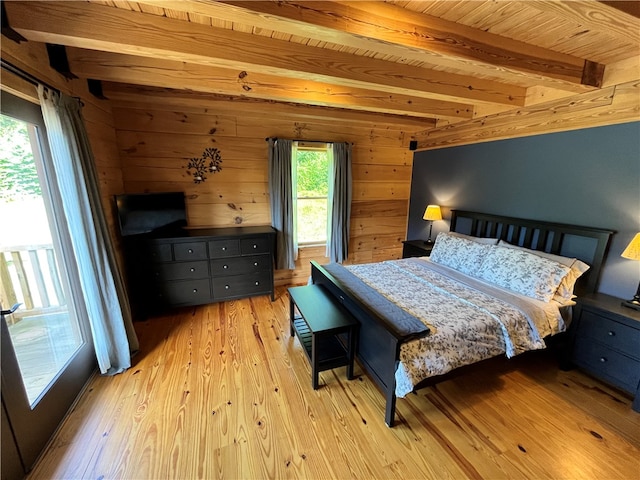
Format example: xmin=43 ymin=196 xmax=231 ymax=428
xmin=423 ymin=205 xmax=442 ymax=244
xmin=621 ymin=232 xmax=640 ymax=311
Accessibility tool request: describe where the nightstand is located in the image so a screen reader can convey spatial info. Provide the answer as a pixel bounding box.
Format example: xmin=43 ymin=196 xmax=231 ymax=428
xmin=402 ymin=240 xmax=433 ymax=258
xmin=570 ymin=293 xmax=640 ymax=411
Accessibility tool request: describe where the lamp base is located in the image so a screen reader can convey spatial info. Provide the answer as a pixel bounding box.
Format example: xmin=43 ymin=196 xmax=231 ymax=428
xmin=621 ymin=298 xmax=640 ymax=311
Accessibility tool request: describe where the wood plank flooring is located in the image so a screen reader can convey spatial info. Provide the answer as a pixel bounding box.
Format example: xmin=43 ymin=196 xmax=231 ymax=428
xmin=28 ymin=287 xmax=640 ymax=479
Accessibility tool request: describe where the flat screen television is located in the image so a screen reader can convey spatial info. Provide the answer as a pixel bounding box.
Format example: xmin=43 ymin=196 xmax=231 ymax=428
xmin=115 ymin=192 xmax=187 ymax=237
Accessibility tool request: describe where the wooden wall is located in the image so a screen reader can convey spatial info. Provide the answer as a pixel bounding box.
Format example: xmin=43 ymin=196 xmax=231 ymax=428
xmin=106 ymin=89 xmax=416 ymax=286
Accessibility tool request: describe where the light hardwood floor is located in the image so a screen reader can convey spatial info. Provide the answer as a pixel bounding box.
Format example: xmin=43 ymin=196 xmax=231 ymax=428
xmin=29 ymin=287 xmax=640 ymax=479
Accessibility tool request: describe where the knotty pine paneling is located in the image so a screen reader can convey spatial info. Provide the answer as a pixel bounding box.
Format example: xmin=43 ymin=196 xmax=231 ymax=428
xmin=186 ymin=185 xmax=269 ymax=205
xmin=112 ymin=102 xmax=412 ymax=286
xmin=122 ymin=162 xmax=267 ymax=183
xmin=111 ymin=107 xmax=238 ymax=136
xmin=352 ymin=145 xmax=413 ymax=166
xmin=352 ymin=181 xmax=411 ymax=201
xmin=235 ymin=119 xmax=411 ymax=148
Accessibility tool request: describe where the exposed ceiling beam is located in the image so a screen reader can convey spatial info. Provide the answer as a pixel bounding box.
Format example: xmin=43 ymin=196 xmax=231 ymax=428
xmin=412 ymin=82 xmax=637 ymax=150
xmin=102 ymin=82 xmax=437 ymax=130
xmin=602 ymin=56 xmax=640 ymax=87
xmin=131 ymin=0 xmax=601 ymax=93
xmin=203 ymin=0 xmax=600 ymax=88
xmin=4 ymin=1 xmax=527 ymax=107
xmin=66 ymin=48 xmax=474 ymax=120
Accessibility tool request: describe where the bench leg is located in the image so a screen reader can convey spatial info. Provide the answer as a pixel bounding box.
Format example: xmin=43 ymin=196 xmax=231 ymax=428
xmin=311 ymin=335 xmax=319 ymax=390
xmin=346 ymin=329 xmax=356 ymax=380
xmin=289 ymin=297 xmax=295 ymax=337
xmin=385 ymin=389 xmax=397 ymax=427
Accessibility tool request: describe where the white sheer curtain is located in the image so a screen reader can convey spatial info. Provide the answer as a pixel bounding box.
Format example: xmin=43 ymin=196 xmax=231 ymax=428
xmin=38 ymin=85 xmax=138 ymax=375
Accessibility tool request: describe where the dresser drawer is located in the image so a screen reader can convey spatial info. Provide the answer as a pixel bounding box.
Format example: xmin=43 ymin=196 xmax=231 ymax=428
xmin=572 ymin=336 xmax=640 ymax=393
xmin=213 ymin=272 xmax=271 ymax=299
xmin=173 ymin=242 xmax=207 ymax=261
xmin=579 ymin=310 xmax=640 ymax=358
xmin=154 ymin=261 xmax=209 ymax=281
xmin=208 ymin=239 xmax=240 ymax=258
xmin=210 ymin=254 xmax=270 ymax=277
xmin=240 ymin=236 xmax=271 ymax=255
xmin=149 ymin=243 xmax=172 ymax=262
xmin=157 ymin=279 xmax=211 ymax=306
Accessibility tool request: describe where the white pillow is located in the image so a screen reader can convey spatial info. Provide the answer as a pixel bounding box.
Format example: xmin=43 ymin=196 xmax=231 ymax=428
xmin=430 ymin=232 xmax=493 ymax=276
xmin=476 ymin=245 xmax=571 ymax=302
xmin=448 ymin=231 xmax=499 ymax=245
xmin=497 ymin=240 xmax=590 ymax=301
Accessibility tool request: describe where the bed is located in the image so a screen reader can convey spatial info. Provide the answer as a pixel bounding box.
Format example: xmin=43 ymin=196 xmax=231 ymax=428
xmin=310 ymin=210 xmax=614 ymax=426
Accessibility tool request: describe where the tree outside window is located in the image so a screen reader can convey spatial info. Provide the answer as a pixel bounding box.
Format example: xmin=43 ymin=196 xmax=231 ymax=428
xmin=295 ymin=146 xmax=330 ymax=245
xmin=0 ymin=115 xmax=41 ymax=201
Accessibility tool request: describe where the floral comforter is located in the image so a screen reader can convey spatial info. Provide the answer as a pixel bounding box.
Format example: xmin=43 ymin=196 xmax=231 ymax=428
xmin=345 ymin=258 xmax=566 ymax=397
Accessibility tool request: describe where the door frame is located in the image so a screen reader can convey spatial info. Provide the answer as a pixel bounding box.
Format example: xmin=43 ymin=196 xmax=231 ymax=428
xmin=1 ymin=90 xmax=96 ymax=473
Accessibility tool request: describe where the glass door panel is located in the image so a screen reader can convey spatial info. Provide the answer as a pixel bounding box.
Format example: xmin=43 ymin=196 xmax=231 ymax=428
xmin=1 ymin=114 xmax=84 ymax=406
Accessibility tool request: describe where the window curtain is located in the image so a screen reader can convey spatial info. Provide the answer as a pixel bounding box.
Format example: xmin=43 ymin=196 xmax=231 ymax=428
xmin=328 ymin=142 xmax=352 ymax=263
xmin=37 ymin=85 xmax=138 ymax=375
xmin=268 ymin=138 xmax=297 ymax=269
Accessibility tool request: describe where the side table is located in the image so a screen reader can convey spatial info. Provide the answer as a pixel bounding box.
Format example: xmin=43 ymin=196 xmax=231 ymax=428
xmin=570 ymin=292 xmax=640 ymax=412
xmin=402 ymin=240 xmax=434 ymax=259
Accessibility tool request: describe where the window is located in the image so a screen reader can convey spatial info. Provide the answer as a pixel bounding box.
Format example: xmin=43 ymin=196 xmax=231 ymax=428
xmin=294 ymin=143 xmax=332 ymax=245
xmin=268 ymin=138 xmax=350 ymax=267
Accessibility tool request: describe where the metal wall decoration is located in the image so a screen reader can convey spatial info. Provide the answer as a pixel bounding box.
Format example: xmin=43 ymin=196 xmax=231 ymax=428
xmin=186 ymin=147 xmax=223 ymax=183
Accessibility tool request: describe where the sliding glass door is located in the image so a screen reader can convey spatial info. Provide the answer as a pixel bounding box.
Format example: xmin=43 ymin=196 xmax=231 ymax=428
xmin=1 ymin=91 xmax=95 ymax=474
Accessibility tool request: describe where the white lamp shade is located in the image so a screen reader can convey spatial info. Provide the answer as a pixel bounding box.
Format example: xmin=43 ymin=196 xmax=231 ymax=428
xmin=423 ymin=205 xmax=442 ymax=221
xmin=621 ymin=232 xmax=640 ymax=261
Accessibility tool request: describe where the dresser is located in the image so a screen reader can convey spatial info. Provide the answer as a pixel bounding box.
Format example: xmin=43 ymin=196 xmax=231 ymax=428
xmin=123 ymin=226 xmax=276 ymax=317
xmin=570 ymin=293 xmax=640 ymax=411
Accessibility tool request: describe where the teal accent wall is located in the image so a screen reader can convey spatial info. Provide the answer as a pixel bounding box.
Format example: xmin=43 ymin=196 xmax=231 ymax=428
xmin=408 ymin=122 xmax=640 ymax=298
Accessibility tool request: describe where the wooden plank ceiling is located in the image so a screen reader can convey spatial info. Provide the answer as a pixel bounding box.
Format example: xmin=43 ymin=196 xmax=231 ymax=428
xmin=4 ymin=0 xmax=639 ymax=148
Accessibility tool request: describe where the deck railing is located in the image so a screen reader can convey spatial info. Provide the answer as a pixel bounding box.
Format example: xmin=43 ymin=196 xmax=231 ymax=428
xmin=0 ymin=244 xmax=66 ymax=323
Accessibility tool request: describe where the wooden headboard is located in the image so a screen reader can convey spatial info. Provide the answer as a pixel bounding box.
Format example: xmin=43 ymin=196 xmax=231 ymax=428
xmin=449 ymin=210 xmax=615 ymax=295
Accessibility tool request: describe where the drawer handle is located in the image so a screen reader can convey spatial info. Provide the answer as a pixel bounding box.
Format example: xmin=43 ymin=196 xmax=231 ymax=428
xmin=255 ymin=281 xmax=260 ymax=286
xmin=225 ymin=285 xmax=230 ymax=289
xmin=190 ymin=268 xmax=195 ymax=272
xmin=188 ymin=249 xmax=193 ymax=254
xmin=254 ymin=262 xmax=258 ymax=266
xmin=607 ymin=331 xmax=615 ymax=337
xmin=193 ymin=288 xmax=198 ymax=293
xmin=599 ymin=357 xmax=607 ymax=363
xmin=253 ymin=244 xmax=257 ymax=249
xmin=222 ymin=247 xmax=227 ymax=251
xmin=223 ymin=265 xmax=228 ymax=269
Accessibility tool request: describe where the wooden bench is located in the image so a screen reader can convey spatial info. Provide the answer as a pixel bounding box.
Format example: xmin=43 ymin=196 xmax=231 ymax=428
xmin=288 ymin=284 xmax=358 ymax=389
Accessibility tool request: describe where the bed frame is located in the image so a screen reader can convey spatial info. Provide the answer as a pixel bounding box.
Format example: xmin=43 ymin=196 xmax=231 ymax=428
xmin=310 ymin=210 xmax=614 ymax=426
